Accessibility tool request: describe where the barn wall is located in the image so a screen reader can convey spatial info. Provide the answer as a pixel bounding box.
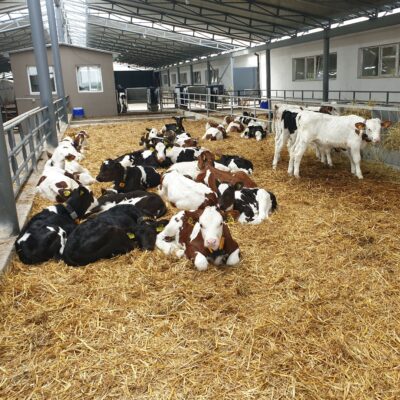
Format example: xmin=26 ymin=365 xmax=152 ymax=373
xmin=10 ymin=44 xmax=118 ymax=117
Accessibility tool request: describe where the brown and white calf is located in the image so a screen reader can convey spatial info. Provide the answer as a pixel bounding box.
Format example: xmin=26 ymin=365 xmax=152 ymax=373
xmin=156 ymin=206 xmax=240 ymax=271
xmin=203 ymin=121 xmax=227 ymax=141
xmin=196 ymin=151 xmax=257 ymax=192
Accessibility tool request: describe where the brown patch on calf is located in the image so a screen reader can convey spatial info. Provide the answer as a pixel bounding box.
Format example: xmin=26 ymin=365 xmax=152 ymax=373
xmin=319 ymin=106 xmax=334 ymax=114
xmin=55 ymin=181 xmax=68 ymax=188
xmin=65 ymin=154 xmax=76 ymax=161
xmin=37 ymin=175 xmax=47 ymax=186
xmin=182 ymin=138 xmax=198 ymax=147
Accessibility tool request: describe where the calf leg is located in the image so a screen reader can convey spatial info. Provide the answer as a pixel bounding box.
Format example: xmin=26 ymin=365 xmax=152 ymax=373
xmin=350 ymin=148 xmax=363 ymax=179
xmin=194 ymin=252 xmax=209 ymax=271
xmin=293 ymin=140 xmax=308 ymax=178
xmin=226 ymin=248 xmax=240 ymax=266
xmin=272 ymin=130 xmax=287 ymax=169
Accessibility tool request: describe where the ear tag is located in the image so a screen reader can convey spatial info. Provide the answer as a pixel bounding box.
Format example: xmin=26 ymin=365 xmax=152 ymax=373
xmin=219 ymin=236 xmax=225 ymax=250
xmin=156 ymin=225 xmax=164 ymax=232
xmin=119 ymin=182 xmax=126 ymax=188
xmin=127 ymin=232 xmax=136 ymax=239
xmin=215 ymin=155 xmax=221 ymax=160
xmin=79 ymin=190 xmax=85 ymax=196
xmin=149 ymin=147 xmax=155 ymax=151
xmin=187 ymin=217 xmax=194 ymax=225
xmin=64 ymin=190 xmax=71 ymax=197
xmin=226 ymin=214 xmax=235 ymax=224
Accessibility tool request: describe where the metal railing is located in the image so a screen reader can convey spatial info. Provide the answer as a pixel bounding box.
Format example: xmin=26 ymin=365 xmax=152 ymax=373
xmin=3 ymin=96 xmax=69 ymax=198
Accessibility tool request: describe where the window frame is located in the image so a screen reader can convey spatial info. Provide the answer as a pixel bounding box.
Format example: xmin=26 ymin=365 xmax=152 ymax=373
xmin=193 ymin=71 xmax=201 ymax=84
xmin=27 ymin=65 xmax=57 ymax=95
xmin=211 ymin=68 xmax=219 ymax=84
xmin=76 ymin=65 xmax=104 ymax=93
xmin=359 ymin=43 xmax=400 ymax=78
xmin=293 ymin=53 xmax=337 ymax=81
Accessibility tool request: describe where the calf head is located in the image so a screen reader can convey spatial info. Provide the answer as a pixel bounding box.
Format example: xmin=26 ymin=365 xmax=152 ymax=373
xmin=163 ymin=129 xmax=176 ymax=145
xmin=198 ymin=206 xmax=224 ymax=251
xmin=217 ymin=182 xmax=243 ymax=211
xmin=74 ymin=130 xmax=89 ymax=150
xmin=356 ymin=119 xmax=391 ymax=143
xmin=197 ymin=151 xmax=215 ymax=170
xmin=96 ymin=159 xmax=124 ymax=182
xmin=173 ymin=116 xmax=185 ymax=133
xmin=66 ymin=186 xmax=97 ymax=219
xmin=132 ymin=218 xmax=169 ymax=250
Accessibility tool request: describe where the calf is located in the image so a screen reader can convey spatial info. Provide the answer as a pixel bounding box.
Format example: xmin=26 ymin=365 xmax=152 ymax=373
xmin=88 ymin=190 xmax=167 ymax=218
xmin=156 ymin=206 xmax=240 ymax=271
xmin=196 ymin=151 xmax=257 ymax=192
xmin=214 ymin=154 xmax=254 ymax=175
xmin=167 ymin=160 xmax=230 ymax=180
xmin=36 ymin=162 xmax=80 ymax=202
xmin=289 ymin=111 xmax=391 ymax=179
xmin=72 ymin=130 xmax=90 ymax=152
xmin=161 ymin=116 xmax=185 ymax=134
xmin=223 ymin=115 xmax=235 ymax=126
xmin=175 ymin=132 xmax=198 ymax=147
xmin=226 ymin=121 xmax=246 ymax=135
xmin=203 ymin=122 xmax=227 ymax=141
xmin=15 ymin=187 xmax=97 ymax=264
xmin=63 ymin=205 xmax=168 ymax=266
xmin=155 ymin=142 xmax=205 ymax=164
xmin=235 ymin=111 xmax=255 ymax=125
xmin=115 ymin=149 xmax=160 ymax=168
xmin=241 ymin=123 xmax=267 ymax=141
xmin=96 ymin=160 xmax=161 ymax=192
xmin=218 ymin=183 xmax=277 ymax=224
xmin=159 ymin=170 xmax=217 ymax=210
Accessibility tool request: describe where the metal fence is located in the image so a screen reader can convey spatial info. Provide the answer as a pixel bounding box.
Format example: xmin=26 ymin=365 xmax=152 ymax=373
xmin=3 ymin=96 xmax=69 ymax=198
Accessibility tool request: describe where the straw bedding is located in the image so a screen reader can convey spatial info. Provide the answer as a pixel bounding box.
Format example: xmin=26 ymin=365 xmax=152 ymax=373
xmin=1 ymin=117 xmax=400 ymax=399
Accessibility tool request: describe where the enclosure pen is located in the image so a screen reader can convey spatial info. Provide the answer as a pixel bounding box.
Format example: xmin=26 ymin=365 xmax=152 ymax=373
xmin=0 ymin=118 xmax=399 ymax=399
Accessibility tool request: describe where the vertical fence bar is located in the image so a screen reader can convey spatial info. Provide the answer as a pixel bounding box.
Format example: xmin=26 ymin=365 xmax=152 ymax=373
xmin=0 ymin=113 xmax=19 ymax=237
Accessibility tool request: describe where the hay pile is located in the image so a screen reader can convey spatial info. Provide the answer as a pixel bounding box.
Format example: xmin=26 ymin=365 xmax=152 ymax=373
xmin=1 ymin=116 xmax=400 ymax=399
xmin=382 ymin=122 xmax=400 ymax=151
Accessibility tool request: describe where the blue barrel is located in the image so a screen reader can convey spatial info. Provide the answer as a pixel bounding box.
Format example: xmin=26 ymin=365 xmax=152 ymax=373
xmin=260 ymin=101 xmax=268 ymax=109
xmin=72 ymin=107 xmax=84 ymax=118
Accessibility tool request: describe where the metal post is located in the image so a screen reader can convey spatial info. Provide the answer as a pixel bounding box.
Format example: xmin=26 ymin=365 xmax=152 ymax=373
xmin=266 ymin=48 xmax=272 ymax=119
xmin=177 ymin=66 xmax=181 ymax=85
xmin=207 ymin=60 xmax=211 ymax=85
xmin=189 ymin=64 xmax=194 ymax=85
xmin=28 ymin=0 xmax=58 ymax=150
xmin=167 ymin=69 xmax=171 ymax=87
xmin=323 ymin=28 xmax=330 ymax=102
xmin=0 ymin=113 xmax=19 ymax=237
xmin=54 ymin=0 xmax=65 ymax=43
xmin=46 ymin=0 xmax=67 ymax=124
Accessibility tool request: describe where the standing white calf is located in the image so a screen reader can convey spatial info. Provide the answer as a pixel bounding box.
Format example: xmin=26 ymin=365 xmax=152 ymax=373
xmin=288 ymin=111 xmax=390 ymax=179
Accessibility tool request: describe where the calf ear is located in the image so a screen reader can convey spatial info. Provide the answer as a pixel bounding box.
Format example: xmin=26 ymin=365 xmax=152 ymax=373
xmin=145 ymin=128 xmax=151 ymax=132
xmin=381 ymin=120 xmax=392 ymax=129
xmin=355 ymin=122 xmax=366 ymax=131
xmin=234 ymin=182 xmax=243 ymax=191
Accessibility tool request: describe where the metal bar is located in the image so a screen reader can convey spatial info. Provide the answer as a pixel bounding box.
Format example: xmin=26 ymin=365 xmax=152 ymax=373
xmin=46 ymin=0 xmax=68 ymax=124
xmin=0 ymin=112 xmax=19 ymax=237
xmin=27 ymin=0 xmax=58 ymax=150
xmin=177 ymin=66 xmax=181 ymax=85
xmin=323 ymin=28 xmax=330 ymax=102
xmin=207 ymin=60 xmax=211 ymax=85
xmin=54 ymin=0 xmax=65 ymax=43
xmin=189 ymin=64 xmax=194 ymax=85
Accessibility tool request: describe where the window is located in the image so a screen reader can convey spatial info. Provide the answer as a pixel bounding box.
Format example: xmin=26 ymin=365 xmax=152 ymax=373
xmin=162 ymin=74 xmax=168 ymax=85
xmin=211 ymin=69 xmax=219 ymax=83
xmin=27 ymin=66 xmax=56 ymax=94
xmin=193 ymin=71 xmax=201 ymax=84
xmin=293 ymin=53 xmax=337 ymax=80
xmin=180 ymin=72 xmax=188 ymax=84
xmin=76 ymin=66 xmax=103 ymax=92
xmin=171 ymin=73 xmax=177 ymax=84
xmin=360 ymin=44 xmax=400 ymax=77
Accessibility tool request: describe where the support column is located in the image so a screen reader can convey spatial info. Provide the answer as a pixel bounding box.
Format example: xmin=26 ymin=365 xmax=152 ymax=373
xmin=54 ymin=0 xmax=65 ymax=43
xmin=207 ymin=60 xmax=212 ymax=85
xmin=46 ymin=0 xmax=67 ymax=123
xmin=266 ymin=49 xmax=271 ymax=100
xmin=190 ymin=64 xmax=194 ymax=85
xmin=323 ymin=29 xmax=330 ymax=102
xmin=177 ymin=66 xmax=181 ymax=85
xmin=0 ymin=113 xmax=19 ymax=237
xmin=167 ymin=69 xmax=171 ymax=87
xmin=27 ymin=0 xmax=58 ymax=150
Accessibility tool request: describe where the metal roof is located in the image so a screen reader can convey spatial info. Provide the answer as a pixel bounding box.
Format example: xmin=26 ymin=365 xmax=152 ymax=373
xmin=0 ymin=0 xmax=400 ymax=71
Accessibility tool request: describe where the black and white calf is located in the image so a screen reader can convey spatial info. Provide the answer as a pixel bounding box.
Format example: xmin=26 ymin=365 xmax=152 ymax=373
xmin=154 ymin=142 xmax=205 ymax=164
xmin=88 ymin=190 xmax=167 ymax=218
xmin=241 ymin=121 xmax=268 ymax=141
xmin=63 ymin=205 xmax=168 ymax=266
xmin=115 ymin=149 xmax=160 ymax=168
xmin=218 ymin=183 xmax=277 ymax=224
xmin=215 ymin=154 xmax=254 ymax=175
xmin=15 ymin=187 xmax=97 ymax=264
xmin=96 ymin=159 xmax=161 ymax=192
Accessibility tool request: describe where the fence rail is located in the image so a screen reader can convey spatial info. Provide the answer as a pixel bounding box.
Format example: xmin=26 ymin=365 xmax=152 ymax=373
xmin=2 ymin=96 xmax=69 ymax=198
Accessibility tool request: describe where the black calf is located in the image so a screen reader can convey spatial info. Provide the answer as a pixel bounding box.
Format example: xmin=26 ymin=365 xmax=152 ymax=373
xmin=62 ymin=205 xmax=168 ymax=266
xmin=15 ymin=187 xmax=96 ymax=265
